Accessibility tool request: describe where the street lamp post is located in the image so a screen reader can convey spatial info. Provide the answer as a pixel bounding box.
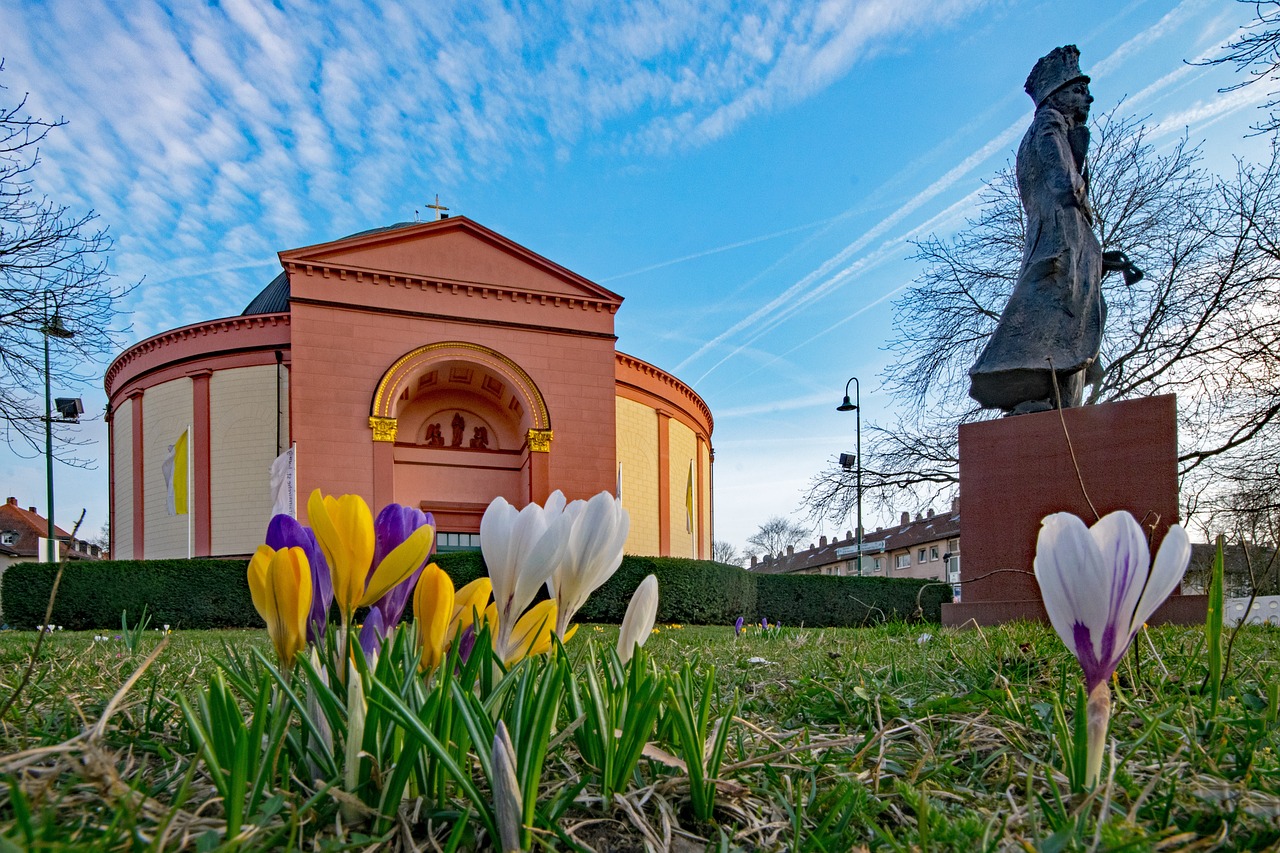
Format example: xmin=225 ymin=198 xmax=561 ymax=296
xmin=41 ymin=293 xmax=74 ymax=551
xmin=837 ymin=377 xmax=862 ymax=576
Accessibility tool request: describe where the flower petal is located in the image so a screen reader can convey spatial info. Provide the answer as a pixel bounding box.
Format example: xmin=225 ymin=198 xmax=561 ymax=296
xmin=413 ymin=563 xmax=455 ymax=670
xmin=504 ymin=599 xmax=558 ymax=665
xmin=266 ymin=514 xmax=332 ymax=642
xmin=247 ymin=544 xmax=275 ymax=627
xmin=361 ymin=524 xmax=434 ymax=606
xmin=1131 ymin=523 xmax=1191 ymax=630
xmin=308 ymin=490 xmax=375 ymax=620
xmin=1089 ymin=511 xmax=1151 ymax=648
xmin=617 ymin=574 xmax=659 ymax=664
xmin=548 ymin=491 xmax=629 ymax=636
xmin=1034 ymin=513 xmax=1105 ymax=659
xmin=451 ymin=577 xmax=493 ymax=638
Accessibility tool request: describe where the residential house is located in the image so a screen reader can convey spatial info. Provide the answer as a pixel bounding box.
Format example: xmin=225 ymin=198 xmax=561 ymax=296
xmin=750 ymin=499 xmax=961 ymax=590
xmin=0 ymin=497 xmax=105 ymax=569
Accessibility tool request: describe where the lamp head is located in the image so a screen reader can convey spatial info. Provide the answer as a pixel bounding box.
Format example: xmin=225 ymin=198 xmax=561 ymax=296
xmin=836 ymin=396 xmax=857 ymax=412
xmin=42 ymin=314 xmax=74 ymax=339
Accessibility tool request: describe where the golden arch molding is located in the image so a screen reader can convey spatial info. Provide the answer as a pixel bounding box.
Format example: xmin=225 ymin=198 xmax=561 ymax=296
xmin=368 ymin=341 xmax=551 ymax=442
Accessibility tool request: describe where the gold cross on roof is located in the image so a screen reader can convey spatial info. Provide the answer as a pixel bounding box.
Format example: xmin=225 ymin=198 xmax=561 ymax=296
xmin=426 ymin=194 xmax=449 ymax=220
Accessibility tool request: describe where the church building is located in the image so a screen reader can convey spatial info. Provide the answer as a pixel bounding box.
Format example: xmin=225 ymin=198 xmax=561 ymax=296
xmin=104 ymin=217 xmax=713 ymax=560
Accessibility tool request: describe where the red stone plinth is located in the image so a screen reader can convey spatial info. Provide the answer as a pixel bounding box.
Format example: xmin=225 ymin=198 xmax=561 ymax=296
xmin=942 ymin=394 xmax=1206 ymax=627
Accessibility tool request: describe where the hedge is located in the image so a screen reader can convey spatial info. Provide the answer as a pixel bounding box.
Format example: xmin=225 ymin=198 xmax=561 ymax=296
xmin=1 ymin=559 xmax=256 ymax=630
xmin=754 ymin=573 xmax=951 ymax=626
xmin=0 ymin=554 xmax=949 ymax=630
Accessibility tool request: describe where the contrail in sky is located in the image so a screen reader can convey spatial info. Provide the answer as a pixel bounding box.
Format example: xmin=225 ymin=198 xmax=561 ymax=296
xmin=687 ymin=0 xmax=1241 ymax=386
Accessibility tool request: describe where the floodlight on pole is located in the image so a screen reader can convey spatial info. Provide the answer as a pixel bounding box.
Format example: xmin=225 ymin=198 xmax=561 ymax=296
xmin=41 ymin=292 xmax=74 ymax=547
xmin=836 ymin=376 xmax=862 ymax=576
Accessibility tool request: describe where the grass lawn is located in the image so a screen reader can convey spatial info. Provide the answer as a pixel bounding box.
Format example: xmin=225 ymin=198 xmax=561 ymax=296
xmin=2 ymin=619 xmax=1279 ymax=851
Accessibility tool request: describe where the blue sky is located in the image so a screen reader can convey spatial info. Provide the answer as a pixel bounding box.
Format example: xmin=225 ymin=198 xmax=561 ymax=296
xmin=0 ymin=0 xmax=1270 ymax=552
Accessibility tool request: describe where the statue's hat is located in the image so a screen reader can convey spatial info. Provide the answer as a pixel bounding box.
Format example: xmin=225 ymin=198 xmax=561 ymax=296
xmin=1024 ymin=45 xmax=1089 ymax=107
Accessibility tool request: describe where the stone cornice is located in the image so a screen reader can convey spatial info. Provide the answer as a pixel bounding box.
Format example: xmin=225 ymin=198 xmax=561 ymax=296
xmin=105 ymin=313 xmax=290 ymax=398
xmin=615 ymin=351 xmax=713 ymax=436
xmin=283 ymin=262 xmax=621 ymax=315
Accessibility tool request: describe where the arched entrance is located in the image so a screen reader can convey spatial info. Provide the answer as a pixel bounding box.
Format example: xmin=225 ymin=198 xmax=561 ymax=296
xmin=368 ymin=342 xmax=553 ymax=532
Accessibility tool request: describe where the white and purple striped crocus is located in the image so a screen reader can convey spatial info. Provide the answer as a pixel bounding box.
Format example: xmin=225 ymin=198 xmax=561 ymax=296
xmin=1033 ymin=510 xmax=1191 ymax=787
xmin=266 ymin=514 xmax=333 ymax=643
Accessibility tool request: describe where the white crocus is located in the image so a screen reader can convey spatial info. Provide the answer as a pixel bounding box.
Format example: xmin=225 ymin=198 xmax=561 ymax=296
xmin=616 ymin=574 xmax=659 ymax=665
xmin=481 ymin=491 xmax=570 ymax=662
xmin=546 ymin=491 xmax=630 ymax=637
xmin=492 ymin=720 xmax=525 ymax=853
xmin=1034 ymin=510 xmax=1191 ymax=787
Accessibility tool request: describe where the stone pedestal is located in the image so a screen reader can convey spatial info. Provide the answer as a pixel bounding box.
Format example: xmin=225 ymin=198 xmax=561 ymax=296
xmin=942 ymin=394 xmax=1206 ymax=627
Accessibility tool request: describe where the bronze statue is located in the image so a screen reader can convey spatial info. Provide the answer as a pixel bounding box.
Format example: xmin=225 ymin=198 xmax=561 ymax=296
xmin=969 ymin=45 xmax=1141 ymax=415
xmin=450 ymin=413 xmax=465 ymax=446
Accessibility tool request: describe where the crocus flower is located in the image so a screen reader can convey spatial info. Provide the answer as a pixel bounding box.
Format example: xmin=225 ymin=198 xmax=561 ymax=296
xmin=358 ymin=608 xmax=386 ymax=661
xmin=1034 ymin=510 xmax=1191 ymax=787
xmin=617 ymin=574 xmax=659 ymax=665
xmin=369 ymin=506 xmax=436 ymax=629
xmin=545 ymin=491 xmax=630 ymax=637
xmin=481 ymin=492 xmax=571 ymax=662
xmin=761 ymin=617 xmax=769 ymax=630
xmin=307 ymin=490 xmax=434 ymax=628
xmin=734 ymin=616 xmax=745 ymax=636
xmin=413 ymin=562 xmax=455 ymax=671
xmin=247 ymin=544 xmax=313 ymax=670
xmin=497 ymin=599 xmax=571 ymax=666
xmin=456 ymin=623 xmax=478 ymax=664
xmin=452 ymin=576 xmax=493 ymax=639
xmin=492 ymin=720 xmax=525 ymax=853
xmin=266 ymin=514 xmax=333 ymax=643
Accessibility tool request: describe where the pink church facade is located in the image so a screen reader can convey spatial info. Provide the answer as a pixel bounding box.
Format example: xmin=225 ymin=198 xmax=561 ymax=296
xmin=105 ymin=218 xmax=713 ymax=560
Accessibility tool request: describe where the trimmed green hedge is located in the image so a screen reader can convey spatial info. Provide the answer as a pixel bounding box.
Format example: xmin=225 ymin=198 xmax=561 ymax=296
xmin=754 ymin=573 xmax=951 ymax=626
xmin=1 ymin=559 xmax=255 ymax=630
xmin=1 ymin=554 xmax=949 ymax=630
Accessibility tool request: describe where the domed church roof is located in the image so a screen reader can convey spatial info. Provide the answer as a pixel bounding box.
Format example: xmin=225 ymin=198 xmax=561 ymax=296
xmin=241 ymin=270 xmax=290 ymax=315
xmin=240 ymin=222 xmax=422 ymax=316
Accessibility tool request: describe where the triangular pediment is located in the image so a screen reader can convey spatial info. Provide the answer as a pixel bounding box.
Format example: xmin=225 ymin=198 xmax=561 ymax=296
xmin=278 ymin=217 xmax=621 ymax=305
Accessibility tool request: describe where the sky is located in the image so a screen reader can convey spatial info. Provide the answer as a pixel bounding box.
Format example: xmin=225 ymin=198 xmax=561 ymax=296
xmin=0 ymin=0 xmax=1272 ymax=554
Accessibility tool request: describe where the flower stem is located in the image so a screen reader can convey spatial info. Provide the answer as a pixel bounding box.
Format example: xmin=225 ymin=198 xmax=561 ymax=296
xmin=1085 ymin=680 xmax=1111 ymax=787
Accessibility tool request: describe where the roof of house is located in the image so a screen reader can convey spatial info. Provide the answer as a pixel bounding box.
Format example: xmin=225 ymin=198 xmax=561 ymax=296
xmin=0 ymin=497 xmax=100 ymax=560
xmin=753 ymin=505 xmax=961 ymax=575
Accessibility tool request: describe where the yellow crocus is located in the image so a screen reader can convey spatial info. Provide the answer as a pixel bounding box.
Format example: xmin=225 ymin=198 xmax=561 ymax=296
xmin=502 ymin=599 xmax=576 ymax=666
xmin=307 ymin=490 xmax=375 ymax=624
xmin=247 ymin=544 xmax=313 ymax=668
xmin=306 ymin=489 xmax=434 ymax=626
xmin=413 ymin=563 xmax=455 ymax=671
xmin=451 ymin=577 xmax=493 ymax=639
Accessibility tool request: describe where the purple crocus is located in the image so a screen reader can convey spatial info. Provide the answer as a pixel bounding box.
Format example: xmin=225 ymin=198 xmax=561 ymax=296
xmin=761 ymin=617 xmax=769 ymax=630
xmin=456 ymin=623 xmax=478 ymax=665
xmin=368 ymin=506 xmax=436 ymax=631
xmin=358 ymin=608 xmax=386 ymax=660
xmin=734 ymin=616 xmax=745 ymax=636
xmin=266 ymin=514 xmax=333 ymax=643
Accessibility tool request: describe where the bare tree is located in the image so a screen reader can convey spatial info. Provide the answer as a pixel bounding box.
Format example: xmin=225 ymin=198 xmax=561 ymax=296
xmin=711 ymin=539 xmax=741 ymax=566
xmin=805 ymin=107 xmax=1280 ymax=532
xmin=1201 ymin=1 xmax=1280 ymax=136
xmin=0 ymin=61 xmax=132 ymax=460
xmin=745 ymin=515 xmax=810 ymax=560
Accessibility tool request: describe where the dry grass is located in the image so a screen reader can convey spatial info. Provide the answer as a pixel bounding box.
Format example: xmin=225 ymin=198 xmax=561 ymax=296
xmin=2 ymin=621 xmax=1279 ymax=850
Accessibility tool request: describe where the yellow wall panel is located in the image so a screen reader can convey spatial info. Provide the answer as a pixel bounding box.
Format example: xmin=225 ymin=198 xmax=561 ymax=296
xmin=667 ymin=420 xmax=697 ymax=558
xmin=142 ymin=378 xmax=193 ymax=559
xmin=210 ymin=365 xmax=288 ymax=556
xmin=615 ymin=397 xmax=659 ymax=556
